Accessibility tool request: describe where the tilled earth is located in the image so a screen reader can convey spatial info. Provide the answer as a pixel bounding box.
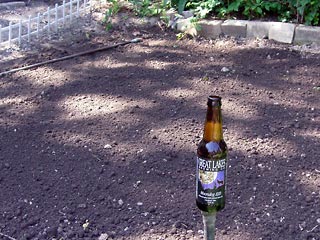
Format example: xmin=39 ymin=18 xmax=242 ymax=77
xmin=0 ymin=4 xmax=320 ymax=240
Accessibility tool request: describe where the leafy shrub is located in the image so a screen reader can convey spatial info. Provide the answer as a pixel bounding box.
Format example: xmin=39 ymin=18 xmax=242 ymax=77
xmin=170 ymin=0 xmax=320 ymax=25
xmin=105 ymin=0 xmax=320 ymax=26
xmin=129 ymin=0 xmax=167 ymax=17
xmin=285 ymin=0 xmax=320 ymax=25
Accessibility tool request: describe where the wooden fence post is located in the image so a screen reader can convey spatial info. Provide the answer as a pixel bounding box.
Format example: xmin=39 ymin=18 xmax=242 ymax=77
xmin=18 ymin=20 xmax=22 ymax=45
xmin=63 ymin=0 xmax=66 ymax=25
xmin=9 ymin=22 xmax=12 ymax=47
xmin=70 ymin=0 xmax=73 ymax=21
xmin=28 ymin=15 xmax=31 ymax=42
xmin=47 ymin=7 xmax=51 ymax=37
xmin=77 ymin=0 xmax=80 ymax=17
xmin=55 ymin=3 xmax=58 ymax=32
xmin=37 ymin=13 xmax=40 ymax=38
xmin=0 ymin=25 xmax=2 ymax=45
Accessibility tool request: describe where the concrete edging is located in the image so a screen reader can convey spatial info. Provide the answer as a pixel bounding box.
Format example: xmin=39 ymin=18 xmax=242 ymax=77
xmin=175 ymin=16 xmax=320 ymax=45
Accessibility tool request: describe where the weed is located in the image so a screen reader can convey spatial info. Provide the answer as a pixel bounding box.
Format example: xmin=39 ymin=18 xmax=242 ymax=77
xmin=102 ymin=0 xmax=122 ymax=31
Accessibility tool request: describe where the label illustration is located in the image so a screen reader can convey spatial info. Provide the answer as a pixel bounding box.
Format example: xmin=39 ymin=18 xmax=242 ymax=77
xmin=196 ymin=157 xmax=226 ymax=204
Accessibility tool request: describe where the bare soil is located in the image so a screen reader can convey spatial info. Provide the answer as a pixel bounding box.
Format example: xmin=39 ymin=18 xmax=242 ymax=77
xmin=0 ymin=1 xmax=320 ymax=240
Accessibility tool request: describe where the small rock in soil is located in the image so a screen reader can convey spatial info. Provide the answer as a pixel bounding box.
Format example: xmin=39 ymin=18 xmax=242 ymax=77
xmin=221 ymin=229 xmax=227 ymax=235
xmin=45 ymin=226 xmax=58 ymax=237
xmin=98 ymin=233 xmax=109 ymax=240
xmin=221 ymin=67 xmax=230 ymax=72
xmin=118 ymin=199 xmax=124 ymax=205
xmin=77 ymin=203 xmax=87 ymax=209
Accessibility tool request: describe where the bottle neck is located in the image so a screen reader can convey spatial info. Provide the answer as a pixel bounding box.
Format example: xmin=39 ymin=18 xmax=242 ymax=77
xmin=202 ymin=211 xmax=216 ymax=240
xmin=203 ymin=105 xmax=223 ymax=142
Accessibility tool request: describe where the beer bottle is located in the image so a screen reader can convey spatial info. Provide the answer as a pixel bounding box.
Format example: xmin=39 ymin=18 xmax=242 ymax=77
xmin=196 ymin=96 xmax=228 ymax=213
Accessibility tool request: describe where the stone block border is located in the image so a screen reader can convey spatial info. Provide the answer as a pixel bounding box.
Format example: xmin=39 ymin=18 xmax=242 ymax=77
xmin=174 ymin=16 xmax=320 ymax=45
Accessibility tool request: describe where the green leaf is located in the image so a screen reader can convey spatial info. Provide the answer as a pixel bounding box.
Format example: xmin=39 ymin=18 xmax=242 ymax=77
xmin=178 ymin=0 xmax=188 ymax=14
xmin=218 ymin=7 xmax=227 ymax=17
xmin=270 ymin=2 xmax=282 ymax=11
xmin=265 ymin=5 xmax=270 ymax=11
xmin=243 ymin=6 xmax=250 ymax=17
xmin=300 ymin=0 xmax=310 ymax=7
xmin=297 ymin=6 xmax=305 ymax=15
xmin=176 ymin=32 xmax=186 ymax=40
xmin=228 ymin=0 xmax=241 ymax=12
xmin=105 ymin=22 xmax=113 ymax=31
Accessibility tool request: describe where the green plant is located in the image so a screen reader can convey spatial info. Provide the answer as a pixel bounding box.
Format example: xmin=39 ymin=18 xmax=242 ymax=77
xmin=190 ymin=16 xmax=202 ymax=31
xmin=103 ymin=0 xmax=122 ymax=31
xmin=103 ymin=0 xmax=320 ymax=30
xmin=243 ymin=0 xmax=281 ymax=18
xmin=166 ymin=0 xmax=320 ymax=26
xmin=129 ymin=0 xmax=168 ymax=17
xmin=217 ymin=0 xmax=282 ymax=19
xmin=170 ymin=0 xmax=189 ymax=13
xmin=176 ymin=31 xmax=187 ymax=40
xmin=286 ymin=0 xmax=320 ymax=25
xmin=190 ymin=0 xmax=223 ymax=18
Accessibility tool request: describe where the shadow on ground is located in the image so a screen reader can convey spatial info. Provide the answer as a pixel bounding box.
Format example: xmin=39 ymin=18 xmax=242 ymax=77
xmin=0 ymin=28 xmax=319 ymax=240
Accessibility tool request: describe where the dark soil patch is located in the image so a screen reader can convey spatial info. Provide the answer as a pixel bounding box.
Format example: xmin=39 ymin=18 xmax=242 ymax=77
xmin=0 ymin=3 xmax=320 ymax=240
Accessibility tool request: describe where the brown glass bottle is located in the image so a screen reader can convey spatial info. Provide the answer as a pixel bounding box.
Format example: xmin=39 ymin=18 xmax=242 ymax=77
xmin=196 ymin=96 xmax=228 ymax=213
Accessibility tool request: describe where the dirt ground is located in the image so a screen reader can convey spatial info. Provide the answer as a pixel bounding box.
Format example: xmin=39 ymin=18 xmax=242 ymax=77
xmin=0 ymin=1 xmax=320 ymax=240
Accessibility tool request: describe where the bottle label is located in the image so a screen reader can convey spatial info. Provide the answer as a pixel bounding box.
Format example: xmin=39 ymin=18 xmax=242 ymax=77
xmin=196 ymin=157 xmax=226 ymax=205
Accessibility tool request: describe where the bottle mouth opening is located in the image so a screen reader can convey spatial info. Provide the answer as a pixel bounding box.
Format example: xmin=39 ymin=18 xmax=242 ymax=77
xmin=208 ymin=95 xmax=221 ymax=101
xmin=207 ymin=95 xmax=222 ymax=106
